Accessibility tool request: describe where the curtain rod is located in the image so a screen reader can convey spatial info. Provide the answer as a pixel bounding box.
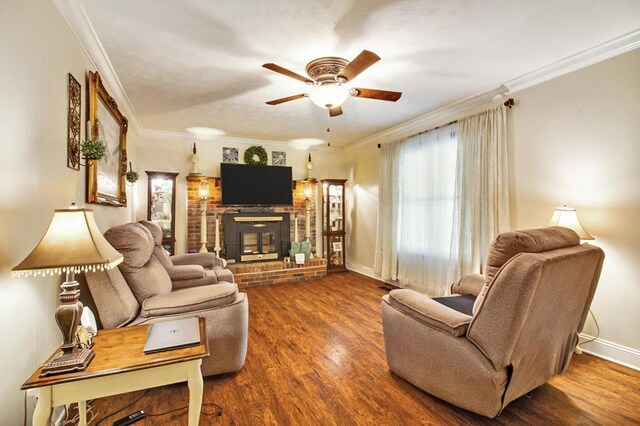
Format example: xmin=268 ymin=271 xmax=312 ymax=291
xmin=377 ymin=98 xmax=515 ymax=148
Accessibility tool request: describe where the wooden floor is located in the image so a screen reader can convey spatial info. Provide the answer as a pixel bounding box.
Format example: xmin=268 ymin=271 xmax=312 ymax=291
xmin=85 ymin=272 xmax=640 ymax=425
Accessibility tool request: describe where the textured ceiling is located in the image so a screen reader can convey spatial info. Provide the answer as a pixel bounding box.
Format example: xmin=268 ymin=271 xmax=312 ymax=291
xmin=82 ymin=0 xmax=640 ymax=147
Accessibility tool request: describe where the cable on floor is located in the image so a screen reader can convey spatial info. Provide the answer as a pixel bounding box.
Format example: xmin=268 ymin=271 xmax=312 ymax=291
xmin=144 ymin=402 xmax=223 ymax=419
xmin=93 ymin=390 xmax=150 ymax=425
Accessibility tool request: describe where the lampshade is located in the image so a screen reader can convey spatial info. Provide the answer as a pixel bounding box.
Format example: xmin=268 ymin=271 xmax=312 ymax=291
xmin=547 ymin=205 xmax=594 ymax=240
xmin=12 ymin=207 xmax=123 ymax=277
xmin=309 ymin=83 xmax=349 ymax=109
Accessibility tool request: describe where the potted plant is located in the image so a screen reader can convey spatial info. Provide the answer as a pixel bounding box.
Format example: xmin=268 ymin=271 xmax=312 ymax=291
xmin=80 ymin=139 xmax=106 ymax=162
xmin=126 ymin=162 xmax=139 ymax=185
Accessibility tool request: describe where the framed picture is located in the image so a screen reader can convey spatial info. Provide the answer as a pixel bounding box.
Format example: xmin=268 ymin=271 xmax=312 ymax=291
xmin=332 ymin=241 xmax=342 ymax=252
xmin=223 ymin=147 xmax=238 ymax=163
xmin=87 ymin=71 xmax=128 ymax=206
xmin=272 ymin=151 xmax=286 ymax=166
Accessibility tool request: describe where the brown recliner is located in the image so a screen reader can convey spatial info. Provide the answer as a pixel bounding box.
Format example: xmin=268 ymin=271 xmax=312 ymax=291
xmin=138 ymin=220 xmax=234 ymax=288
xmin=85 ymin=222 xmax=248 ymax=377
xmin=381 ymin=227 xmax=604 ymax=418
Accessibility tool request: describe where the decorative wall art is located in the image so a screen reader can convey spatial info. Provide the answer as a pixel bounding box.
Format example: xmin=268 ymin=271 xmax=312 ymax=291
xmin=87 ymin=71 xmax=128 ymax=207
xmin=272 ymin=151 xmax=286 ymax=166
xmin=244 ymin=145 xmax=268 ymax=165
xmin=222 ymin=147 xmax=238 ymax=163
xmin=67 ymin=73 xmax=81 ymax=170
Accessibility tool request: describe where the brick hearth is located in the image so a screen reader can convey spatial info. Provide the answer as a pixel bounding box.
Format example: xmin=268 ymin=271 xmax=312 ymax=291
xmin=228 ymin=258 xmax=327 ymax=288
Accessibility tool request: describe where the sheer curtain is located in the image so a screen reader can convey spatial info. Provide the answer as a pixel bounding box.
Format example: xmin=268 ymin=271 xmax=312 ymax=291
xmin=448 ymin=105 xmax=510 ymax=281
xmin=375 ymin=124 xmax=458 ymax=295
xmin=375 ymin=104 xmax=510 ymax=296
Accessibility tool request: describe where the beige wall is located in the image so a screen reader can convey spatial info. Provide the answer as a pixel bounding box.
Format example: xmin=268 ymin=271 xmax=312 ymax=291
xmin=0 ymin=1 xmax=136 ymax=423
xmin=346 ymin=48 xmax=640 ymax=365
xmin=346 ymin=147 xmax=381 ymax=272
xmin=511 ymin=48 xmax=640 ymax=356
xmin=132 ymin=135 xmax=349 ymax=255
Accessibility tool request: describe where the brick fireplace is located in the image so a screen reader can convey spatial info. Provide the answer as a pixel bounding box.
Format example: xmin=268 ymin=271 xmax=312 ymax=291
xmin=186 ymin=176 xmax=317 ymax=257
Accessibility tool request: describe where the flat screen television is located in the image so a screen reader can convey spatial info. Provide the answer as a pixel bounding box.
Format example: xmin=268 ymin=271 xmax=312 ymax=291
xmin=221 ymin=163 xmax=293 ymax=206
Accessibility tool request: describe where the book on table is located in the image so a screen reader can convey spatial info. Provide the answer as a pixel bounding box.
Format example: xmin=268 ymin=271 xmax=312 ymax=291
xmin=143 ymin=316 xmax=201 ymax=354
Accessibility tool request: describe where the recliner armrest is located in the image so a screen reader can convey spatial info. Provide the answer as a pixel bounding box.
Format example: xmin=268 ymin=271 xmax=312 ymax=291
xmin=171 ymin=252 xmax=226 ymax=268
xmin=141 ymin=283 xmax=238 ymax=317
xmin=166 ymin=264 xmax=206 ymax=281
xmin=450 ymin=273 xmax=487 ymax=297
xmin=387 ymin=289 xmax=472 ymax=337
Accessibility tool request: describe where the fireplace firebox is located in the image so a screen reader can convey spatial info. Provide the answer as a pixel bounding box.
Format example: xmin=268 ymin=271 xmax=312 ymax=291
xmin=223 ymin=212 xmax=291 ymax=263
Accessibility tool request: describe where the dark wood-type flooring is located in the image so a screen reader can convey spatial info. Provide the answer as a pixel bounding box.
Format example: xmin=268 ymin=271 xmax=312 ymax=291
xmin=82 ymin=272 xmax=640 ymax=425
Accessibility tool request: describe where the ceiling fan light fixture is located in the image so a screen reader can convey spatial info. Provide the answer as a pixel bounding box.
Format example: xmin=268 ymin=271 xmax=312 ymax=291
xmin=309 ymin=83 xmax=349 ymax=109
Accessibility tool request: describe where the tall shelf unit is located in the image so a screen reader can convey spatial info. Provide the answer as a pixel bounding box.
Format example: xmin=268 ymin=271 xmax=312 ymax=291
xmin=321 ymin=179 xmax=347 ymax=273
xmin=146 ymin=171 xmax=179 ymax=254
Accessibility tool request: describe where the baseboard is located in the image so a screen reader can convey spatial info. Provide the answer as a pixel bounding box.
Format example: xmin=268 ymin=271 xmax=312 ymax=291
xmin=346 ymin=262 xmax=398 ymax=287
xmin=578 ymin=333 xmax=640 ymax=371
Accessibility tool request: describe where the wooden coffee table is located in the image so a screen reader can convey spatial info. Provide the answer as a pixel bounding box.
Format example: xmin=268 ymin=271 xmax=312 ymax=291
xmin=22 ymin=317 xmax=209 ymax=426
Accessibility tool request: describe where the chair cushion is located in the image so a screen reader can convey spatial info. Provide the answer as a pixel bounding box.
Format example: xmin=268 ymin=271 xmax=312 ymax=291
xmin=432 ymin=294 xmax=476 ymax=316
xmin=85 ymin=268 xmax=140 ymax=328
xmin=141 ymin=282 xmax=238 ymax=317
xmin=104 ymin=223 xmax=172 ymax=302
xmin=104 ymin=223 xmax=154 ymax=269
xmin=138 ymin=220 xmax=164 ymax=246
xmin=389 ymin=289 xmax=472 ymax=337
xmin=214 ymin=266 xmax=235 ymax=283
xmin=485 ymin=227 xmax=579 ymax=281
xmin=171 ymin=270 xmax=219 ymax=290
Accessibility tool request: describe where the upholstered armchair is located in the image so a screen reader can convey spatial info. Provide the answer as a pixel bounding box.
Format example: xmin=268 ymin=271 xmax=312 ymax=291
xmin=381 ymin=227 xmax=604 ymax=418
xmin=138 ymin=221 xmax=234 ymax=288
xmin=85 ymin=222 xmax=248 ymax=377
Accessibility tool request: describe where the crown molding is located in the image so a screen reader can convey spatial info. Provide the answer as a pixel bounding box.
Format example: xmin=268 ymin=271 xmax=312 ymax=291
xmin=345 ymin=85 xmax=509 ymax=152
xmin=54 ymin=0 xmax=143 ymax=133
xmin=505 ymin=28 xmax=640 ymax=93
xmin=136 ymin=128 xmax=342 ymax=153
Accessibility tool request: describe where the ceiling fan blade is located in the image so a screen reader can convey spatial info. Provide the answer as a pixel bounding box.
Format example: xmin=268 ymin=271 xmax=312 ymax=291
xmin=329 ymin=106 xmax=343 ymax=117
xmin=340 ymin=50 xmax=381 ymax=81
xmin=262 ymin=63 xmax=314 ymax=84
xmin=265 ymin=93 xmax=307 ymax=105
xmin=352 ymin=88 xmax=402 ymax=102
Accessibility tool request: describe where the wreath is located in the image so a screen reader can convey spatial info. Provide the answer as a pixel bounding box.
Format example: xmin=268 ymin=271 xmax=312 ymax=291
xmin=244 ymin=145 xmax=268 ymax=165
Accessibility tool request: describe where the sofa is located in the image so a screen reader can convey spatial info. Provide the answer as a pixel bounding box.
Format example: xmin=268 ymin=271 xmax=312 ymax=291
xmin=85 ymin=222 xmax=248 ymax=377
xmin=381 ymin=227 xmax=604 ymax=417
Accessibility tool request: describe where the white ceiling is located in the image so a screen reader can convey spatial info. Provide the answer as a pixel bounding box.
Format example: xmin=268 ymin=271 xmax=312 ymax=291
xmin=80 ymin=0 xmax=640 ymax=147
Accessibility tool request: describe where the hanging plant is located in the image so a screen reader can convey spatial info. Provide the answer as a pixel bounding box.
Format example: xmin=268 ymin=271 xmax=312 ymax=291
xmin=80 ymin=139 xmax=106 ymax=161
xmin=244 ymin=145 xmax=268 ymax=166
xmin=126 ymin=161 xmax=139 ymax=184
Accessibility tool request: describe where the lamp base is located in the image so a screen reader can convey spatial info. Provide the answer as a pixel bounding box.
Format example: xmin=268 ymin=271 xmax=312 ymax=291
xmin=40 ymin=347 xmax=95 ymax=376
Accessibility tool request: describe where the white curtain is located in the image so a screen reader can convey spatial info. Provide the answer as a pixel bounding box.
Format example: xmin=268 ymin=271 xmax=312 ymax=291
xmin=448 ymin=105 xmax=510 ymax=281
xmin=374 ymin=104 xmax=510 ymax=296
xmin=375 ymin=124 xmax=458 ymax=295
xmin=374 ymin=142 xmax=401 ymax=281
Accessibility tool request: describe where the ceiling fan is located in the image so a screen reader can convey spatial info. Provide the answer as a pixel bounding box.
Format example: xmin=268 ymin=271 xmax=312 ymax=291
xmin=262 ymin=50 xmax=402 ymax=117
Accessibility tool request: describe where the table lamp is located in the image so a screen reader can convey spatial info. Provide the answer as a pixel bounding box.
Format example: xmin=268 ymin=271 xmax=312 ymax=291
xmin=12 ymin=204 xmax=123 ymax=376
xmin=547 ymin=205 xmax=594 ymax=240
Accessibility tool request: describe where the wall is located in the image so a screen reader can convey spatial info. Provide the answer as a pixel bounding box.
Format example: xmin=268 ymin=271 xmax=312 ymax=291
xmin=346 ymin=48 xmax=640 ymax=368
xmin=132 ymin=135 xmax=349 ymax=255
xmin=511 ymin=48 xmax=640 ymax=366
xmin=0 ymin=1 xmax=136 ymax=423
